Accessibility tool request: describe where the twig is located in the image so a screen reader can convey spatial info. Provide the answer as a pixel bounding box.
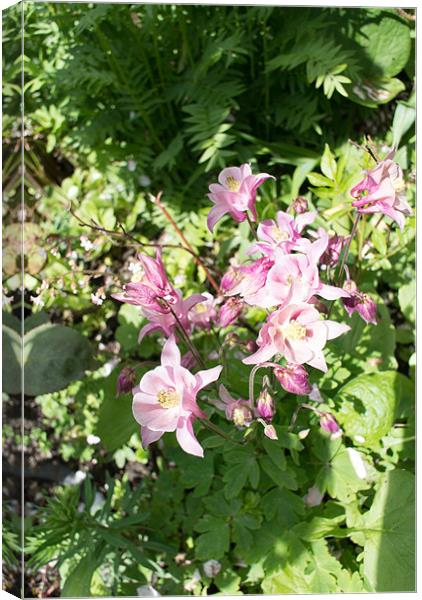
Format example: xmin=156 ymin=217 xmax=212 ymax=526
xmin=150 ymin=192 xmax=220 ymax=293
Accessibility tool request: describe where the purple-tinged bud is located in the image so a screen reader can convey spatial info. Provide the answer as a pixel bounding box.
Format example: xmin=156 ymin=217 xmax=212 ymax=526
xmin=319 ymin=412 xmax=342 ymax=438
xmin=274 ymin=363 xmax=312 ymax=396
xmin=342 ymin=280 xmax=377 ymax=325
xmin=291 ymin=196 xmax=308 ymax=214
xmin=116 ymin=367 xmax=136 ymax=396
xmin=303 ymin=485 xmax=324 ymax=507
xmin=219 ymin=297 xmax=243 ymax=327
xmin=256 ymin=389 xmax=275 ymax=421
xmin=320 ymin=235 xmax=349 ymax=268
xmin=244 ymin=339 xmax=258 ymax=354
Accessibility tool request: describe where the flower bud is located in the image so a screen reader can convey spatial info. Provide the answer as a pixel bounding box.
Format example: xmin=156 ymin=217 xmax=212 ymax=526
xmin=274 ymin=363 xmax=312 ymax=396
xmin=244 ymin=339 xmax=258 ymax=354
xmin=116 ymin=367 xmax=137 ymax=396
xmin=319 ymin=412 xmax=342 ymax=438
xmin=320 ymin=234 xmax=349 ymax=268
xmin=256 ymin=389 xmax=275 ymax=421
xmin=203 ymin=559 xmax=221 ymax=578
xmin=303 ymin=485 xmax=324 ymax=507
xmin=263 ymin=423 xmax=278 ymax=440
xmin=219 ymin=297 xmax=243 ymax=327
xmin=342 ymin=280 xmax=377 ymax=325
xmin=291 ymin=196 xmax=308 ymax=214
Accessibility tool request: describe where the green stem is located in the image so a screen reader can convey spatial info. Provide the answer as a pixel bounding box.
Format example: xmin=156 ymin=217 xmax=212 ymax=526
xmin=246 ymin=212 xmax=259 ymax=241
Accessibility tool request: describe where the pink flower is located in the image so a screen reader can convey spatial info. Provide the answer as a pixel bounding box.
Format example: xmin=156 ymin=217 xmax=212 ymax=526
xmin=256 ymin=389 xmax=275 ymax=421
xmin=274 ymin=363 xmax=312 ymax=396
xmin=253 ymin=249 xmax=349 ymax=309
xmin=351 ymin=154 xmax=412 ymax=230
xmin=188 ymin=292 xmax=218 ymax=330
xmin=342 ymin=280 xmax=377 ymax=325
xmin=249 ymin=210 xmax=316 ymax=258
xmin=216 ymin=385 xmax=253 ymax=427
xmin=224 ymin=257 xmax=274 ymax=305
xmin=243 ymin=303 xmax=350 ymax=372
xmin=138 ymin=290 xmax=205 ymax=343
xmin=310 ymin=228 xmax=349 ymax=268
xmin=207 ymin=164 xmax=274 ymax=231
xmin=116 ymin=367 xmax=137 ymax=396
xmin=218 ymin=297 xmax=243 ymax=328
xmin=112 ymin=250 xmax=177 ymax=313
xmin=133 ymin=335 xmax=223 ymax=457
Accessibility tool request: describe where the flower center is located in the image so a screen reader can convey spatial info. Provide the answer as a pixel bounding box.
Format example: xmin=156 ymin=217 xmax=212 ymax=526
xmin=194 ymin=302 xmax=208 ymax=314
xmin=232 ymin=407 xmax=248 ymax=426
xmin=272 ymin=226 xmax=289 ymax=242
xmin=157 ymin=388 xmax=180 ymax=409
xmin=226 ymin=176 xmax=241 ymax=192
xmin=282 ymin=320 xmax=307 ymax=341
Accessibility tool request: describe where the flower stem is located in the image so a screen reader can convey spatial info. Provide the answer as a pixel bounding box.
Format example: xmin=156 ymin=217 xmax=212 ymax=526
xmin=199 ymin=418 xmax=243 ymax=445
xmin=337 ymin=213 xmax=361 ymax=285
xmin=246 ymin=212 xmax=259 ymax=241
xmin=248 ymin=361 xmax=280 ymax=405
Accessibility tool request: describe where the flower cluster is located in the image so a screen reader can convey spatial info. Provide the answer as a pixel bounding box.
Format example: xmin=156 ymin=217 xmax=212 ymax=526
xmin=112 ymin=151 xmax=410 ymax=457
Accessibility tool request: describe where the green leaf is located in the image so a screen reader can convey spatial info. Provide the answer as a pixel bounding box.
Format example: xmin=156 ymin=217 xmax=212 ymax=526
xmin=23 ymin=324 xmax=95 ymax=396
xmin=398 ymin=280 xmax=415 ymax=323
xmin=320 ymin=144 xmax=337 ymax=181
xmin=307 ymin=172 xmax=334 ymax=187
xmin=2 ymin=325 xmax=21 ymax=395
xmin=96 ymin=383 xmax=139 ymax=452
xmin=194 ymin=515 xmax=230 ymax=560
xmin=24 ymin=311 xmax=50 ymax=332
xmin=392 ymin=97 xmax=416 ymax=147
xmin=371 ymin=228 xmax=387 ymax=255
xmin=335 ymin=371 xmax=403 ymax=447
xmin=354 ymin=15 xmax=411 ymax=78
xmin=61 ymin=552 xmax=98 ymax=597
xmin=362 ymin=469 xmax=415 ymax=592
xmin=259 ymin=456 xmax=297 ymax=490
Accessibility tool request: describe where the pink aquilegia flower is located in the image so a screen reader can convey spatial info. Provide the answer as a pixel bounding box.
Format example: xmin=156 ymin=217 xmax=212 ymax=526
xmin=248 ymin=210 xmax=316 ymax=258
xmin=112 ymin=250 xmax=178 ymax=313
xmin=219 ymin=297 xmax=244 ymax=328
xmin=207 ymin=164 xmax=274 ymax=231
xmin=274 ymin=363 xmax=312 ymax=396
xmin=351 ymin=152 xmax=412 ymax=230
xmin=133 ymin=335 xmax=223 ymax=457
xmin=138 ymin=290 xmax=206 ymax=343
xmin=243 ymin=303 xmax=350 ymax=372
xmin=216 ymin=385 xmax=253 ymax=427
xmin=342 ymin=280 xmax=377 ymax=325
xmin=223 ymin=257 xmax=274 ymax=305
xmin=188 ymin=292 xmax=218 ymax=330
xmin=251 ymin=248 xmax=349 ymax=310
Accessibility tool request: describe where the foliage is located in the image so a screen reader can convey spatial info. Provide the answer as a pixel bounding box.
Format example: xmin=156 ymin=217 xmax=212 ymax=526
xmin=2 ymin=3 xmax=415 ymax=597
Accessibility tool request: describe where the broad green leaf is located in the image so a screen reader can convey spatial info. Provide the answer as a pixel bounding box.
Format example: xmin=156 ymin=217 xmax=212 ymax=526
xmin=96 ymin=386 xmax=138 ymax=452
xmin=362 ymin=469 xmax=415 ymax=592
xmin=392 ymin=97 xmax=416 ymax=146
xmin=315 ymin=441 xmax=370 ymax=501
xmin=398 ymin=280 xmax=415 ymax=323
xmin=23 ymin=324 xmax=95 ymax=396
xmin=61 ymin=552 xmax=98 ymax=597
xmin=354 ymin=15 xmax=411 ymax=78
xmin=320 ymin=144 xmax=337 ymax=181
xmin=2 ymin=325 xmax=21 ymax=395
xmin=194 ymin=515 xmax=230 ymax=560
xmin=335 ymin=371 xmax=404 ymax=447
xmin=348 ymin=77 xmax=406 ymax=108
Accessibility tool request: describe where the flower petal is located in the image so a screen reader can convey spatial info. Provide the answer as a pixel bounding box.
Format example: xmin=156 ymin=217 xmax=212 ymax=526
xmin=161 ymin=334 xmax=181 ymax=368
xmin=195 ymin=365 xmax=223 ymax=392
xmin=176 ymin=416 xmax=204 ymax=457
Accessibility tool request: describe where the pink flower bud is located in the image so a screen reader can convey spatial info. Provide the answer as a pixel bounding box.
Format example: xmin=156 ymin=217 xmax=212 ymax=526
xmin=320 ymin=234 xmax=349 ymax=268
xmin=263 ymin=423 xmax=278 ymax=440
xmin=291 ymin=196 xmax=308 ymax=214
xmin=219 ymin=297 xmax=243 ymax=327
xmin=256 ymin=389 xmax=275 ymax=421
xmin=274 ymin=363 xmax=312 ymax=396
xmin=319 ymin=412 xmax=341 ymax=437
xmin=244 ymin=339 xmax=258 ymax=354
xmin=116 ymin=367 xmax=136 ymax=396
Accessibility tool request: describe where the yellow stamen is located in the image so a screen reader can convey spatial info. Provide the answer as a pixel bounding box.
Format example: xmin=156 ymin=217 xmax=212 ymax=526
xmin=226 ymin=176 xmax=241 ymax=192
xmin=282 ymin=320 xmax=307 ymax=341
xmin=157 ymin=388 xmax=180 ymax=409
xmin=194 ymin=303 xmax=208 ymax=314
xmin=272 ymin=226 xmax=289 ymax=242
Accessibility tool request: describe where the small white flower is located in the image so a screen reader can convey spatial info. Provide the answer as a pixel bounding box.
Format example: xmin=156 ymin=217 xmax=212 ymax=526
xmin=184 ymin=569 xmax=201 ymax=592
xmin=87 ymin=434 xmax=101 ymax=445
xmin=203 ymin=559 xmax=221 ymax=578
xmin=128 ymin=159 xmax=137 ymax=172
xmin=128 ymin=261 xmax=142 ymax=274
xmin=2 ymin=293 xmax=13 ymax=307
xmin=298 ymin=428 xmax=310 ymax=440
xmin=354 ymin=435 xmax=366 ymax=443
xmin=91 ymin=293 xmax=103 ymax=306
xmin=63 ymin=470 xmax=86 ymax=486
xmin=80 ymin=235 xmax=94 ymax=251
